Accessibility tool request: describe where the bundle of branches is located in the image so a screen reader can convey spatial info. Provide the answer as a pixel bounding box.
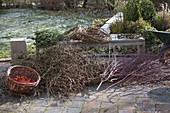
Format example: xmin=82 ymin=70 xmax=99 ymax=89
xmin=62 ymin=25 xmax=110 ymax=42
xmin=97 ymin=55 xmax=169 ymax=90
xmin=16 ymin=45 xmax=105 ymax=100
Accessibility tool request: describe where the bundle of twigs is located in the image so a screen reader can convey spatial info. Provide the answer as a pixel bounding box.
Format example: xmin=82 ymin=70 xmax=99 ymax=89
xmin=97 ymin=55 xmax=169 ymax=90
xmin=16 ymin=45 xmax=105 ymax=100
xmin=62 ymin=25 xmax=110 ymax=42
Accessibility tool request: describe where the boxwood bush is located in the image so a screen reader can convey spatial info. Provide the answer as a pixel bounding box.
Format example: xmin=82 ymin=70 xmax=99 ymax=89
xmin=31 ymin=30 xmax=61 ymax=48
xmin=124 ymin=0 xmax=157 ymax=23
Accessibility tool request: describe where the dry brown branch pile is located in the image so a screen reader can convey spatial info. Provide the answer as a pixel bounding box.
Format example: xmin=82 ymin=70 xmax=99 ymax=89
xmin=97 ymin=55 xmax=170 ymax=90
xmin=16 ymin=45 xmax=105 ymax=100
xmin=62 ymin=25 xmax=110 ymax=42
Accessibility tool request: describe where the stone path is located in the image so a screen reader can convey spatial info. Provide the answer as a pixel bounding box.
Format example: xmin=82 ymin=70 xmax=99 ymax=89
xmin=0 ymin=62 xmax=11 ymax=77
xmin=0 ymin=63 xmax=170 ymax=113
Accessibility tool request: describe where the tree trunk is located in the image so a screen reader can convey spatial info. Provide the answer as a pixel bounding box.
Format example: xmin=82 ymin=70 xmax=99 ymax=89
xmin=83 ymin=0 xmax=88 ymax=8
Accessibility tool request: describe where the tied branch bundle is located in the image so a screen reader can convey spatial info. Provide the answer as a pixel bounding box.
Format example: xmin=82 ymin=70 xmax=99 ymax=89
xmin=97 ymin=56 xmax=169 ymax=90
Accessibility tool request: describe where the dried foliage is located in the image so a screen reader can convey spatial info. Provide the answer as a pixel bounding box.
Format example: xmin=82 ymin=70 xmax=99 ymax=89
xmin=153 ymin=12 xmax=170 ymax=31
xmin=97 ymin=55 xmax=170 ymax=90
xmin=62 ymin=25 xmax=110 ymax=42
xmin=16 ymin=45 xmax=105 ymax=100
xmin=41 ymin=0 xmax=78 ymax=10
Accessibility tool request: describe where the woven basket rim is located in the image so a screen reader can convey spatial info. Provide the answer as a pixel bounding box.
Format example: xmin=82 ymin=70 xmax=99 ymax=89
xmin=6 ymin=65 xmax=41 ymax=86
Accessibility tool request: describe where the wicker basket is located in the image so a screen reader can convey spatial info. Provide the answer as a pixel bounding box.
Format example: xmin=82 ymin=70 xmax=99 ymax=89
xmin=6 ymin=65 xmax=41 ymax=94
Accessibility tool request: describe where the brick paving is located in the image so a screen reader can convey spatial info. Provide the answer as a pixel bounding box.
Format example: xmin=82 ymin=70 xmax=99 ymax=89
xmin=0 ymin=63 xmax=170 ymax=113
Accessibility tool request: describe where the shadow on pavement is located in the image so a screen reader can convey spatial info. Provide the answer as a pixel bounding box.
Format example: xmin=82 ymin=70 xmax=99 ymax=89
xmin=148 ymin=87 xmax=170 ymax=103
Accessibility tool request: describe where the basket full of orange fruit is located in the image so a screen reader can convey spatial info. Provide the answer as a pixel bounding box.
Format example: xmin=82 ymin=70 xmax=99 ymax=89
xmin=6 ymin=65 xmax=41 ymax=94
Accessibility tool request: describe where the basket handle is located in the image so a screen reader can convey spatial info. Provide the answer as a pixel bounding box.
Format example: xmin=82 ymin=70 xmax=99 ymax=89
xmin=6 ymin=66 xmax=13 ymax=77
xmin=34 ymin=76 xmax=41 ymax=86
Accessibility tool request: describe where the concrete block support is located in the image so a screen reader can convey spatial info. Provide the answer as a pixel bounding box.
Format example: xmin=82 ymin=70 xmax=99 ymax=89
xmin=10 ymin=38 xmax=27 ymax=62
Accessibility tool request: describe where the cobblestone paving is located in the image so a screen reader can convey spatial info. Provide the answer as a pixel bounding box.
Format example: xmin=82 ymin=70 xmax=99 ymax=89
xmin=0 ymin=63 xmax=170 ymax=113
